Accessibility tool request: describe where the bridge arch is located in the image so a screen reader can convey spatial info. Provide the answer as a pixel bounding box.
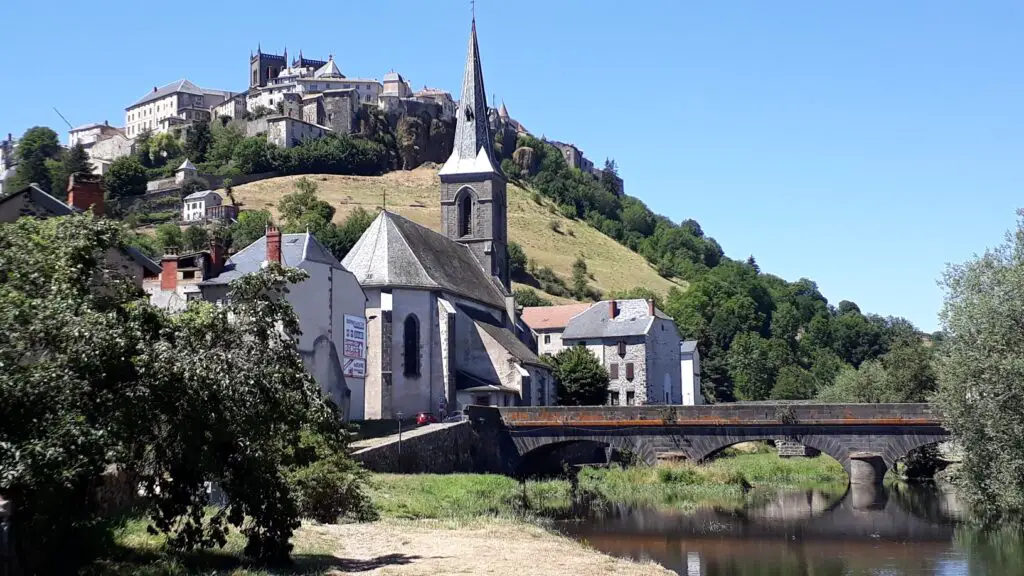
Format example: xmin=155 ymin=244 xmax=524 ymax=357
xmin=512 ymin=434 xmax=658 ymax=476
xmin=878 ymin=434 xmax=947 ymax=472
xmin=689 ymin=434 xmax=852 ymax=472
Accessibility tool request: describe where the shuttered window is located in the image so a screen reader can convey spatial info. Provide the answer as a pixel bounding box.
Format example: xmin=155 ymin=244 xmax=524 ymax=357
xmin=626 ymin=363 xmax=635 ymax=380
xmin=609 ymin=363 xmax=619 ymax=379
xmin=618 ymin=341 xmax=626 ymax=356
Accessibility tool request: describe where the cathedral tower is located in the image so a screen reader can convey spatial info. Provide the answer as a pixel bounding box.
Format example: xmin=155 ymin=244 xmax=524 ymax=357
xmin=439 ymin=17 xmax=509 ymax=292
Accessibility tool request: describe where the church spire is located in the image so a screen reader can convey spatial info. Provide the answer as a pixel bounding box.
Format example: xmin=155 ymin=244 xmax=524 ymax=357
xmin=439 ymin=16 xmax=502 ymax=177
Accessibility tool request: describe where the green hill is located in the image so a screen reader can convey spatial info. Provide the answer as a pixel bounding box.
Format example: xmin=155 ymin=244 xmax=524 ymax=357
xmin=232 ymin=167 xmax=683 ymax=302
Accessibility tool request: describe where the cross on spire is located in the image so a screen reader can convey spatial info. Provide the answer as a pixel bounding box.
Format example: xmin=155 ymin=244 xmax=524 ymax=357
xmin=470 ymin=0 xmax=475 ymax=21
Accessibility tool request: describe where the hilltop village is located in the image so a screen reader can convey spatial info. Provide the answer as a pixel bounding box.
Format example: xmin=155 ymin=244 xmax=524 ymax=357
xmin=0 ymin=18 xmax=699 ymax=423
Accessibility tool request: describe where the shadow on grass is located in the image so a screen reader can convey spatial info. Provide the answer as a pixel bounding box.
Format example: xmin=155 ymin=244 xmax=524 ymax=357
xmin=89 ymin=545 xmax=430 ymax=575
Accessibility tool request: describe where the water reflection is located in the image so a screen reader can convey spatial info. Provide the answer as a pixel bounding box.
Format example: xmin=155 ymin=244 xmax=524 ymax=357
xmin=559 ymin=483 xmax=1024 ymax=575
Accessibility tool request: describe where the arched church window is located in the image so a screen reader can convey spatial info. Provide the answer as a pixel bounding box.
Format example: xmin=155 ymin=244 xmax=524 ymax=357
xmin=403 ymin=314 xmax=420 ymax=377
xmin=458 ymin=193 xmax=473 ymax=237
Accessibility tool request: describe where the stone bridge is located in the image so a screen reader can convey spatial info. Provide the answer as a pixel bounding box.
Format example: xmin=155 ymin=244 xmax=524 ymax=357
xmin=469 ymin=403 xmax=948 ymax=484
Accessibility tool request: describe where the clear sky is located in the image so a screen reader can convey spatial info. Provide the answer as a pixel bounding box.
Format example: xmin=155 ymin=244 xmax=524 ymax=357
xmin=3 ymin=1 xmax=1022 ymax=332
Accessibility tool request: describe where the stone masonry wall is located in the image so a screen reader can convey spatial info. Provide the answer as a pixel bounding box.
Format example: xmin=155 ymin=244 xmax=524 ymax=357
xmin=603 ymin=336 xmax=647 ymax=405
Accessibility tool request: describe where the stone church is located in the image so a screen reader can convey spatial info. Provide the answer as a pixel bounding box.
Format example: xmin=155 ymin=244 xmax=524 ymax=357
xmin=342 ymin=17 xmax=555 ymax=419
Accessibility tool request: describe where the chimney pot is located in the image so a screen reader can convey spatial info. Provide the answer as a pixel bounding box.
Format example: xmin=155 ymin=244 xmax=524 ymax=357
xmin=266 ymin=225 xmax=282 ymax=264
xmin=609 ymin=300 xmax=618 ymax=319
xmin=208 ymin=237 xmax=225 ymax=278
xmin=160 ymin=253 xmax=179 ymax=291
xmin=648 ymin=299 xmax=655 ymax=317
xmin=153 ymin=86 xmax=158 ymax=92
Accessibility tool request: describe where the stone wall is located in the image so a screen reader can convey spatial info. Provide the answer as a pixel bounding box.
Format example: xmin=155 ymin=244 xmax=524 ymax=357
xmin=352 ymin=422 xmax=482 ymax=473
xmin=603 ymin=336 xmax=647 ymax=405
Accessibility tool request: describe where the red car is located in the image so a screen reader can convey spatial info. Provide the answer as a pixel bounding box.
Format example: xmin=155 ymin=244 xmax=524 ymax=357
xmin=415 ymin=412 xmax=438 ymax=426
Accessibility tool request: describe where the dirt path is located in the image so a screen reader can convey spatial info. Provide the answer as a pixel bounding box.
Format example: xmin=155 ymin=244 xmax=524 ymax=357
xmin=293 ymin=519 xmax=672 ymax=576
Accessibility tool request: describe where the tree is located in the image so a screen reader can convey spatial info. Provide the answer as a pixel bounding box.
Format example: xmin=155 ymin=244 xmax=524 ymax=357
xmin=770 ymin=365 xmax=818 ymax=400
xmin=0 ymin=214 xmax=373 ymax=572
xmin=9 ymin=126 xmax=61 ymax=192
xmin=183 ymin=224 xmax=209 ymax=252
xmin=148 ymin=132 xmax=182 ymax=166
xmin=513 ymin=287 xmax=551 ymax=307
xmin=571 ymin=256 xmax=590 ymax=300
xmin=934 ymin=212 xmax=1024 ymax=519
xmin=103 ymin=156 xmax=148 ymax=200
xmin=50 ymin=143 xmax=92 ymax=194
xmin=728 ymin=333 xmax=784 ymax=400
xmin=209 ymin=122 xmax=245 ymax=167
xmin=230 ymin=210 xmax=274 ymax=249
xmin=156 ymin=222 xmax=184 ymax=251
xmin=232 ymin=136 xmax=274 ymax=174
xmin=599 ymin=158 xmax=619 ymax=195
xmin=508 ymin=242 xmax=527 ymax=278
xmin=333 ymin=207 xmax=376 ymax=259
xmin=134 ymin=129 xmax=154 ymax=167
xmin=185 ymin=120 xmax=213 ymax=163
xmin=552 ymin=346 xmax=610 ymax=406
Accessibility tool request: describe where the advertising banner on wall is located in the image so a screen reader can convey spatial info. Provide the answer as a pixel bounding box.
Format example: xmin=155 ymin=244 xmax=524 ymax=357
xmin=343 ymin=315 xmax=366 ymax=377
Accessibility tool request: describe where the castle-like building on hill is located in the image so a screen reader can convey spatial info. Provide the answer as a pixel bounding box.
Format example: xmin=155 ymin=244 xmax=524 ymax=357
xmin=342 ymin=17 xmax=555 ymax=418
xmin=250 ymin=47 xmax=328 ymax=89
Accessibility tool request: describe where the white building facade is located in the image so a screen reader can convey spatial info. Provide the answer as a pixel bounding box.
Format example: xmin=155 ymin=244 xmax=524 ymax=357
xmin=681 ymin=340 xmax=703 ymax=405
xmin=125 ymin=80 xmax=230 ymax=138
xmin=182 ymin=190 xmax=222 ymax=222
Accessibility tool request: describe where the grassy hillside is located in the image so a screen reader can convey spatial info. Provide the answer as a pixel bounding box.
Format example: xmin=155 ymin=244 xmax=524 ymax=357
xmin=232 ymin=167 xmax=682 ymax=301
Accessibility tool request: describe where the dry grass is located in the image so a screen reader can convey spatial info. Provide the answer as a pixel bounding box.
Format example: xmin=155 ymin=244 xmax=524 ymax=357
xmin=232 ymin=167 xmax=684 ymax=300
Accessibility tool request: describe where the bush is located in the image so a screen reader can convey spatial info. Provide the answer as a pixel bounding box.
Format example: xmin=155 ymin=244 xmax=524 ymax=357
xmin=547 ymin=219 xmax=560 ymax=233
xmin=513 ymin=287 xmax=552 ymax=307
xmin=288 ymin=455 xmax=378 ymax=523
xmin=508 ymin=242 xmax=527 ymax=277
xmin=559 ymin=204 xmax=577 ymax=219
xmin=531 ymin=191 xmax=543 ymax=205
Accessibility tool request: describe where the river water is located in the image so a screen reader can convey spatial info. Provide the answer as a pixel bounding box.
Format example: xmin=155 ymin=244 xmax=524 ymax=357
xmin=557 ymin=483 xmax=1024 ymax=575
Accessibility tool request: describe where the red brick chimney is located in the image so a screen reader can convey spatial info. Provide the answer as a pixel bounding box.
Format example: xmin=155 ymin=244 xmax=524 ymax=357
xmin=609 ymin=300 xmax=618 ymax=319
xmin=266 ymin=226 xmax=282 ymax=264
xmin=160 ymin=252 xmax=178 ymax=291
xmin=207 ymin=237 xmax=225 ymax=278
xmin=647 ymin=299 xmax=655 ymax=317
xmin=67 ymin=173 xmax=104 ymax=217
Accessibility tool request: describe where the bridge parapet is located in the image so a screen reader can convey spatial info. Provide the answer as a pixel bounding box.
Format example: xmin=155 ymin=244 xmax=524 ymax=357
xmin=497 ymin=403 xmax=941 ymax=428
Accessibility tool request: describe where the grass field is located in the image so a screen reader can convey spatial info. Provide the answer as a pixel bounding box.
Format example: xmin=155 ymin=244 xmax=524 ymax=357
xmin=369 ymin=451 xmax=849 ymax=520
xmin=232 ymin=167 xmax=684 ymax=301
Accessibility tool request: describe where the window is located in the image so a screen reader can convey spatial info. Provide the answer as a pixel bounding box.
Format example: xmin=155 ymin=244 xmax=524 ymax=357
xmin=403 ymin=314 xmax=420 ymax=377
xmin=608 ymin=391 xmax=619 ymax=406
xmin=617 ymin=341 xmax=626 ymax=356
xmin=543 ymin=334 xmax=551 ymax=344
xmin=458 ymin=193 xmax=473 ymax=237
xmin=182 ymin=270 xmax=195 ymax=280
xmin=577 ymin=341 xmax=587 ymax=347
xmin=609 ymin=363 xmax=619 ymax=379
xmin=665 ymin=390 xmax=670 ymax=404
xmin=475 ymin=395 xmax=490 ymax=406
xmin=626 ymin=391 xmax=636 ymax=406
xmin=625 ymin=363 xmax=635 ymax=381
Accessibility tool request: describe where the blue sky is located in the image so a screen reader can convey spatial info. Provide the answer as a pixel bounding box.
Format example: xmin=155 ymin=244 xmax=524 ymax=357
xmin=3 ymin=1 xmax=1023 ymax=332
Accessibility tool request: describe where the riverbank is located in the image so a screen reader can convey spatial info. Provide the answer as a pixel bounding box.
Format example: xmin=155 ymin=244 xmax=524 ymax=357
xmin=91 ymin=452 xmax=844 ymax=574
xmin=371 ymin=451 xmax=848 ymax=518
xmin=94 ymin=515 xmax=671 ymax=575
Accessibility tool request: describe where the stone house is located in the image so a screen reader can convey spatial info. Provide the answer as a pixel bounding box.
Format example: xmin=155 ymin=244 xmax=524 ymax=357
xmin=125 ymin=79 xmax=230 ymax=138
xmin=302 ymin=89 xmax=360 ymax=135
xmin=521 ymin=303 xmax=592 ymax=357
xmin=681 ymin=340 xmax=703 ymax=405
xmin=561 ymin=299 xmax=682 ymax=406
xmin=266 ymin=116 xmax=331 ymax=148
xmin=88 ymin=133 xmax=132 ymax=175
xmin=182 ymin=190 xmax=223 ymax=222
xmin=383 ymin=71 xmax=413 ymax=98
xmin=154 ymin=227 xmax=369 ymax=420
xmin=341 ymin=17 xmax=555 ymax=419
xmin=414 ymin=87 xmax=457 ymax=121
xmin=0 ymin=178 xmax=161 ymax=286
xmin=211 ymin=93 xmax=248 ymax=121
xmin=68 ymin=121 xmax=123 ymax=148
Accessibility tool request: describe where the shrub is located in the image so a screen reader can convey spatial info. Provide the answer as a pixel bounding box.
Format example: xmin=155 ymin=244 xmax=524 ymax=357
xmin=657 ymin=465 xmax=701 ymax=485
xmin=531 ymin=191 xmax=543 ymax=205
xmin=513 ymin=287 xmax=552 ymax=307
xmin=288 ymin=455 xmax=378 ymax=523
xmin=547 ymin=219 xmax=561 ymax=233
xmin=559 ymin=204 xmax=577 ymax=219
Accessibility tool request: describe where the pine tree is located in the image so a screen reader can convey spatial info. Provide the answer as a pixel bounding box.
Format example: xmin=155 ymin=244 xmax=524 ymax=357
xmin=50 ymin=143 xmax=92 ymax=194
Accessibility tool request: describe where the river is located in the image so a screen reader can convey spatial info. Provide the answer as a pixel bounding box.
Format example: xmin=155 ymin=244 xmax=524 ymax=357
xmin=557 ymin=483 xmax=1024 ymax=575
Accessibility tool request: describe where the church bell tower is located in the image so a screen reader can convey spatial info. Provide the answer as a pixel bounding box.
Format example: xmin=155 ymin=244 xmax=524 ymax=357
xmin=439 ymin=17 xmax=509 ymax=292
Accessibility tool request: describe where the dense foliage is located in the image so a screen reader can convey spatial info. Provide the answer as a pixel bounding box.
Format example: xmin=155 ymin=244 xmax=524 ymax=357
xmin=274 ymin=177 xmax=376 ymax=260
xmin=103 ymin=156 xmax=149 ymax=200
xmin=513 ymin=287 xmax=552 ymax=307
xmin=936 ymin=211 xmax=1024 ymax=521
xmin=551 ymin=345 xmax=611 ymax=406
xmin=7 ymin=126 xmax=62 ymax=192
xmin=0 ymin=215 xmax=372 ymax=573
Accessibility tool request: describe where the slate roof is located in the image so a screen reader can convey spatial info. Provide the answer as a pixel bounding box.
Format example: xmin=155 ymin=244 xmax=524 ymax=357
xmin=520 ymin=303 xmax=592 ymax=331
xmin=471 ymin=316 xmax=545 ymax=368
xmin=439 ymin=20 xmax=503 ymax=178
xmin=314 ymin=57 xmax=344 ymax=78
xmin=681 ymin=340 xmax=698 ymax=354
xmin=183 ymin=190 xmax=219 ymax=201
xmin=341 ymin=211 xmax=508 ymax=310
xmin=455 ymin=370 xmax=518 ymax=393
xmin=130 ymin=79 xmax=214 ymax=108
xmin=561 ymin=299 xmax=670 ymax=340
xmin=200 ymin=232 xmax=340 ymax=286
xmin=0 ymin=184 xmax=161 ymax=275
xmin=177 ymin=159 xmax=197 ymax=171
